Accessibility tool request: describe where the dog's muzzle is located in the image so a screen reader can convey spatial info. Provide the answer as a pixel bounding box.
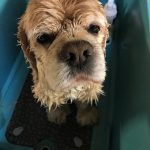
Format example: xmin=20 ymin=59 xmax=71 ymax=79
xmin=59 ymin=40 xmax=94 ymax=75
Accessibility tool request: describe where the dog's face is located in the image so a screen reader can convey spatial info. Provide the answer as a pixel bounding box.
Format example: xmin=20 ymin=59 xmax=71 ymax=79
xmin=18 ymin=0 xmax=108 ymax=107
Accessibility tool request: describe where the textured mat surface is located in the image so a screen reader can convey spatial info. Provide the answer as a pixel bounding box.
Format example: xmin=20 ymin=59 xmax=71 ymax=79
xmin=6 ymin=73 xmax=93 ymax=150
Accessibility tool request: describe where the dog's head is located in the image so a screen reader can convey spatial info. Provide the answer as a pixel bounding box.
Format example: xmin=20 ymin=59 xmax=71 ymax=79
xmin=18 ymin=0 xmax=109 ymax=109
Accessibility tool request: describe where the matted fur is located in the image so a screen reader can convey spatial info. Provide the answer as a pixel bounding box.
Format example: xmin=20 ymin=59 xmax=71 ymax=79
xmin=18 ymin=0 xmax=109 ymax=110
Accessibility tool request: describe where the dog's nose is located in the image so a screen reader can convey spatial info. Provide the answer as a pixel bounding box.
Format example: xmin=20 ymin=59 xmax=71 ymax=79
xmin=59 ymin=40 xmax=93 ymax=68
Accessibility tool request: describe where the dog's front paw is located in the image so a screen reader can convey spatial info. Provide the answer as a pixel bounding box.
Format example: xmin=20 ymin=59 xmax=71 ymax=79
xmin=46 ymin=105 xmax=70 ymax=124
xmin=76 ymin=107 xmax=98 ymax=126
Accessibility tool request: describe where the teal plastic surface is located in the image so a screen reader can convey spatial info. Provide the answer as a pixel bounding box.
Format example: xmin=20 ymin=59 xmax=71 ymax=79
xmin=111 ymin=0 xmax=150 ymax=150
xmin=0 ymin=0 xmax=30 ymax=150
xmin=0 ymin=0 xmax=27 ymax=92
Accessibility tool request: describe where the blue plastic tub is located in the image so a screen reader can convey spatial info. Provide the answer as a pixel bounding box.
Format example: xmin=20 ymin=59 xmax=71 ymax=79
xmin=0 ymin=0 xmax=150 ymax=150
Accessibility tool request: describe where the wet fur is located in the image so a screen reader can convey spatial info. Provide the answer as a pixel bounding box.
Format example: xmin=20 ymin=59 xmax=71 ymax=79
xmin=18 ymin=0 xmax=108 ymax=110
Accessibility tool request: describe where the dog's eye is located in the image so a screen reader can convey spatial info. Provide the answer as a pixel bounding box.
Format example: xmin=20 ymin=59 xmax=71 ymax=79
xmin=88 ymin=24 xmax=100 ymax=35
xmin=37 ymin=33 xmax=55 ymax=45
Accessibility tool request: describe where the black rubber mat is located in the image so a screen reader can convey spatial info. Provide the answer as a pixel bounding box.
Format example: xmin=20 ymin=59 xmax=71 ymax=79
xmin=6 ymin=73 xmax=93 ymax=150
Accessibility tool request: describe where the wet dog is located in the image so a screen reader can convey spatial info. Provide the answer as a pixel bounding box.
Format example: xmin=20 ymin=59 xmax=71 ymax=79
xmin=18 ymin=0 xmax=108 ymax=125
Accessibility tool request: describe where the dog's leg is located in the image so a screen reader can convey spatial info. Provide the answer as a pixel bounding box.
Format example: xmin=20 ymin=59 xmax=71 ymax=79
xmin=76 ymin=102 xmax=98 ymax=126
xmin=46 ymin=105 xmax=70 ymax=124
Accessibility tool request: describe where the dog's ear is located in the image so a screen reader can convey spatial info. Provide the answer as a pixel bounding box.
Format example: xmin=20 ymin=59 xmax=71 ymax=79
xmin=18 ymin=17 xmax=38 ymax=79
xmin=96 ymin=2 xmax=109 ymax=55
xmin=102 ymin=26 xmax=109 ymax=56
